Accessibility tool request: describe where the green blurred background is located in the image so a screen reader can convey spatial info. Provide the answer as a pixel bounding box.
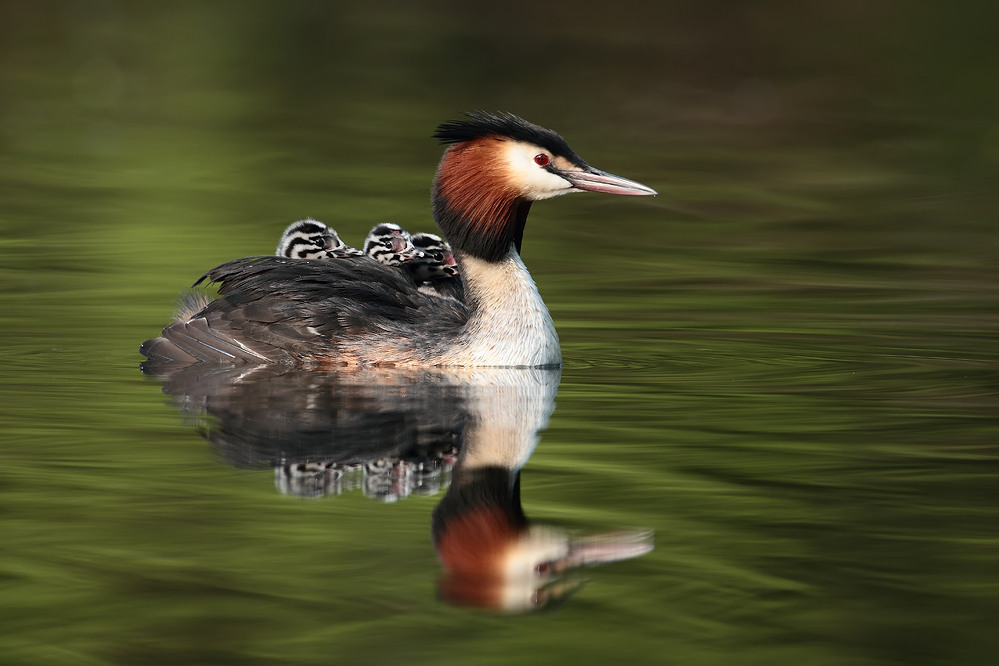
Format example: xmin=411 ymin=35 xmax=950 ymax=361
xmin=1 ymin=1 xmax=997 ymax=665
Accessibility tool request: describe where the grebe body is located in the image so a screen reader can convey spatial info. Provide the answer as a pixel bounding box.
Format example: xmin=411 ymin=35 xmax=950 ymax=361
xmin=141 ymin=112 xmax=655 ymax=368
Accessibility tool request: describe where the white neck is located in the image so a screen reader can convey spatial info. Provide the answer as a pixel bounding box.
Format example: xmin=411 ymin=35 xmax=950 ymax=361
xmin=438 ymin=247 xmax=561 ymax=367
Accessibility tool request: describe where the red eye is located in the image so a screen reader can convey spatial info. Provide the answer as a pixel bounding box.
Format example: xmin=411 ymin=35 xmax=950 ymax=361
xmin=534 ymin=153 xmax=550 ymax=166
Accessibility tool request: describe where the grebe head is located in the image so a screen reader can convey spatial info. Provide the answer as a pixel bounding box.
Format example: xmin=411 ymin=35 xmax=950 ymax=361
xmin=406 ymin=232 xmax=459 ymax=281
xmin=363 ymin=223 xmax=424 ymax=266
xmin=432 ymin=111 xmax=656 ymax=262
xmin=276 ymin=218 xmax=363 ymax=259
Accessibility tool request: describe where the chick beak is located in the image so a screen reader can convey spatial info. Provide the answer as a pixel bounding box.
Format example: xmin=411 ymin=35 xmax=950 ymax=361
xmin=396 ymin=241 xmax=425 ymax=260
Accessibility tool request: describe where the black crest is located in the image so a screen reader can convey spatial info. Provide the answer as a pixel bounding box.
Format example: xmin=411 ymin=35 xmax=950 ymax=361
xmin=434 ymin=111 xmax=586 ymax=164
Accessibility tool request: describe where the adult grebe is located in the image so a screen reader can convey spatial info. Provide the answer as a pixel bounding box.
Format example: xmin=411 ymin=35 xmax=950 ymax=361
xmin=140 ymin=112 xmax=655 ymax=368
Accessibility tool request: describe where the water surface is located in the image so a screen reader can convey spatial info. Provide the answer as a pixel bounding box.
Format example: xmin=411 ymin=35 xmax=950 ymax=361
xmin=1 ymin=3 xmax=997 ymax=665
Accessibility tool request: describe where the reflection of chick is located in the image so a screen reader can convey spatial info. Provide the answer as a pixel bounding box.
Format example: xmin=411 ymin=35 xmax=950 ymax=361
xmin=275 ymin=461 xmax=343 ymax=499
xmin=362 ymin=459 xmax=409 ymax=503
xmin=273 ymin=450 xmax=458 ymax=502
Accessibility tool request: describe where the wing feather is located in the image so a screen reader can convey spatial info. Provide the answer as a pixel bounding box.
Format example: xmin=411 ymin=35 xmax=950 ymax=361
xmin=141 ymin=255 xmax=468 ymax=369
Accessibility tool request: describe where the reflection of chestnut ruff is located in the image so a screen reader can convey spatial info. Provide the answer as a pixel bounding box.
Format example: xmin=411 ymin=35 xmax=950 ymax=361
xmin=432 ymin=467 xmax=528 ymax=577
xmin=432 ymin=462 xmax=653 ymax=612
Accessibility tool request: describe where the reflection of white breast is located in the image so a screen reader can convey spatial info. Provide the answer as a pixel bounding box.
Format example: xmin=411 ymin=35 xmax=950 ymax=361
xmin=451 ymin=366 xmax=562 ymax=471
xmin=441 ymin=249 xmax=561 ymax=368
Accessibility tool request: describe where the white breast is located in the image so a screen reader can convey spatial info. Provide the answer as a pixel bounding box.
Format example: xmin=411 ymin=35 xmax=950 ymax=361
xmin=439 ymin=249 xmax=561 ymax=367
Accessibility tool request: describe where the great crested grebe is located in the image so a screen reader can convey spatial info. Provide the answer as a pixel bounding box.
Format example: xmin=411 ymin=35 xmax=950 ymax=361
xmin=140 ymin=112 xmax=655 ymax=368
xmin=275 ymin=218 xmax=364 ymax=259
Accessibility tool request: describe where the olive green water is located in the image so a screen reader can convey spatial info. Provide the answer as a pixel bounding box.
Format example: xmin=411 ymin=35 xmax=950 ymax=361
xmin=2 ymin=2 xmax=998 ymax=665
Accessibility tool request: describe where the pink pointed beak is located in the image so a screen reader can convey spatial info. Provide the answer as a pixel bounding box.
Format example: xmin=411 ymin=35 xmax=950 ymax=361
xmin=560 ymin=167 xmax=657 ymax=196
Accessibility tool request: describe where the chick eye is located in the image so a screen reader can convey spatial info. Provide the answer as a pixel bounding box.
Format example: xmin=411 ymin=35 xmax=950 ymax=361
xmin=533 ymin=153 xmax=550 ymax=166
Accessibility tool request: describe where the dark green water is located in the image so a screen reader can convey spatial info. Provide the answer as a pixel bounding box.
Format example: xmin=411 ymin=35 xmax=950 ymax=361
xmin=2 ymin=2 xmax=997 ymax=665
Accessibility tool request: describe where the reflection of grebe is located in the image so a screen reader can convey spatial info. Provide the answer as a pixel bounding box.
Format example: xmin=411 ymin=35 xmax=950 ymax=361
xmin=139 ymin=358 xmax=652 ymax=612
xmin=140 ymin=112 xmax=655 ymax=368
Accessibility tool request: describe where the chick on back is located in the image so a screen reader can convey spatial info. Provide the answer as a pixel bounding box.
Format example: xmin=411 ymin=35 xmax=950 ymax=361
xmin=403 ymin=232 xmax=463 ymax=302
xmin=362 ymin=223 xmax=422 ymax=266
xmin=275 ymin=218 xmax=364 ymax=259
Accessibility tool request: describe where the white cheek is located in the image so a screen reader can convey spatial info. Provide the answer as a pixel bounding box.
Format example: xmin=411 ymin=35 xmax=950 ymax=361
xmin=502 ymin=142 xmax=575 ymax=200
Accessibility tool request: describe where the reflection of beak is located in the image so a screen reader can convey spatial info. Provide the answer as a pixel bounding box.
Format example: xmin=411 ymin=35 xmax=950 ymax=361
xmin=558 ymin=166 xmax=657 ymax=196
xmin=565 ymin=529 xmax=654 ymax=568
